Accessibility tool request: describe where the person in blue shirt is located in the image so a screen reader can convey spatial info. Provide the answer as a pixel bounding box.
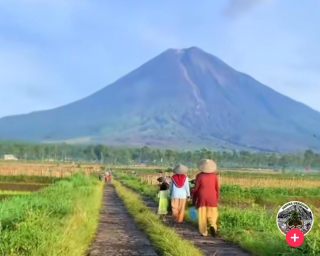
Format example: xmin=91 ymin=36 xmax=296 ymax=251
xmin=169 ymin=164 xmax=190 ymax=223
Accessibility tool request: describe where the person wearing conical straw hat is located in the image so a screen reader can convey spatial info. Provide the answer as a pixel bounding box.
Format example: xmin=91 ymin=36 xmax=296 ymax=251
xmin=169 ymin=164 xmax=190 ymax=223
xmin=192 ymin=159 xmax=219 ymax=237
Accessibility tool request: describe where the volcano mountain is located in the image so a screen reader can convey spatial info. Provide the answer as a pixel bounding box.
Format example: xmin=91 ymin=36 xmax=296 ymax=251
xmin=0 ymin=47 xmax=319 ymax=152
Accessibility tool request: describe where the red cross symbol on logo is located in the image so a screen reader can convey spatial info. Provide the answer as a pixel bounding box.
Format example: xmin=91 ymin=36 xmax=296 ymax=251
xmin=286 ymin=229 xmax=304 ymax=247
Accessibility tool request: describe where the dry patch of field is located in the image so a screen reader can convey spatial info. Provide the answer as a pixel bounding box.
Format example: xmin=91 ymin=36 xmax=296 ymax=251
xmin=0 ymin=162 xmax=100 ymax=177
xmin=219 ymin=176 xmax=320 ymax=188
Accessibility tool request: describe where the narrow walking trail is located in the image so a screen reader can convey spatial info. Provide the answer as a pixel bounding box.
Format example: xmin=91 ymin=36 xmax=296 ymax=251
xmin=125 ymin=185 xmax=252 ymax=256
xmin=87 ymin=184 xmax=158 ymax=256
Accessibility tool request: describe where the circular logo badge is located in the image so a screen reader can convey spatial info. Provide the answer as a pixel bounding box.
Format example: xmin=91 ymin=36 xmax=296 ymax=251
xmin=277 ymin=201 xmax=313 ymax=236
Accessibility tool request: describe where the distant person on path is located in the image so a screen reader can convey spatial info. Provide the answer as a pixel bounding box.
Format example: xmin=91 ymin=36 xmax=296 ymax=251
xmin=192 ymin=159 xmax=219 ymax=237
xmin=169 ymin=164 xmax=190 ymax=223
xmin=105 ymin=171 xmax=111 ymax=183
xmin=157 ymin=181 xmax=170 ymax=220
xmin=108 ymin=169 xmax=112 ymax=181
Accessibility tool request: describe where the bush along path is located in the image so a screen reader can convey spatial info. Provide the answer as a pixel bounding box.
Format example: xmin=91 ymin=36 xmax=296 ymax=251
xmin=118 ymin=179 xmax=252 ymax=256
xmin=87 ymin=182 xmax=158 ymax=256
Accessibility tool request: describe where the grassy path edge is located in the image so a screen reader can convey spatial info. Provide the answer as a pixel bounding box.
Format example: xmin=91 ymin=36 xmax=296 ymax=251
xmin=112 ymin=179 xmax=205 ymax=256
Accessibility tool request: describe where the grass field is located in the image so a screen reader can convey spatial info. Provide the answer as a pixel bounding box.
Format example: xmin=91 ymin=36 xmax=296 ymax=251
xmin=0 ymin=173 xmax=103 ymax=256
xmin=115 ymin=170 xmax=320 ymax=256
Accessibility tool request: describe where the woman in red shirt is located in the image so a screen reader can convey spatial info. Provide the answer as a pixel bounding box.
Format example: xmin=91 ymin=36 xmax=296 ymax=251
xmin=192 ymin=159 xmax=219 ymax=237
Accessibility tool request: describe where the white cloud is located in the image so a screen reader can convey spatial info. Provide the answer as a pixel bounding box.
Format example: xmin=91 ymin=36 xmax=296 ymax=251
xmin=223 ymin=0 xmax=269 ymax=19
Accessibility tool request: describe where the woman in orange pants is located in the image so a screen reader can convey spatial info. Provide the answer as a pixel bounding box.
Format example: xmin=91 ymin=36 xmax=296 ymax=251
xmin=169 ymin=164 xmax=190 ymax=223
xmin=192 ymin=159 xmax=219 ymax=237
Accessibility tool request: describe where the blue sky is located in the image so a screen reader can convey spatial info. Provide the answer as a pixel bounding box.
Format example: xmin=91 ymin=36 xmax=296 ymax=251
xmin=0 ymin=0 xmax=319 ymax=118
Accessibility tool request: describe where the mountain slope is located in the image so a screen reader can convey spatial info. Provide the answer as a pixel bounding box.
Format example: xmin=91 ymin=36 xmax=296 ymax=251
xmin=0 ymin=47 xmax=319 ymax=152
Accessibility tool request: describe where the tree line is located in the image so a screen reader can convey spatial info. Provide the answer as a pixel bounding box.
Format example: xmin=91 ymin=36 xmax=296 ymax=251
xmin=0 ymin=141 xmax=320 ymax=171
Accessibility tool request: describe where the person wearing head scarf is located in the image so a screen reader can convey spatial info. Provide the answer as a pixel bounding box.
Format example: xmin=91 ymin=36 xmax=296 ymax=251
xmin=192 ymin=159 xmax=219 ymax=237
xmin=169 ymin=164 xmax=190 ymax=223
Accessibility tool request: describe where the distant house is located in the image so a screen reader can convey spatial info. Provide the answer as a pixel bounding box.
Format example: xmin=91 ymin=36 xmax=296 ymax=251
xmin=45 ymin=158 xmax=55 ymax=162
xmin=3 ymin=154 xmax=18 ymax=161
xmin=64 ymin=157 xmax=74 ymax=162
xmin=134 ymin=163 xmax=147 ymax=167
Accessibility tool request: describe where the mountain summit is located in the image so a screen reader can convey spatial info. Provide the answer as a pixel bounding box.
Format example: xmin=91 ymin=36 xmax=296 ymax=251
xmin=0 ymin=47 xmax=319 ymax=152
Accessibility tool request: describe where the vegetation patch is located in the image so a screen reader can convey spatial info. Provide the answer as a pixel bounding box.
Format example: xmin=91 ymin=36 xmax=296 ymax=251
xmin=0 ymin=190 xmax=31 ymax=195
xmin=0 ymin=174 xmax=103 ymax=256
xmin=0 ymin=183 xmax=46 ymax=192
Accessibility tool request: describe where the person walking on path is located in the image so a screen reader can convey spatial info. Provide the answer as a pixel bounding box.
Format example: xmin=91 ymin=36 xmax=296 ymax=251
xmin=192 ymin=159 xmax=219 ymax=237
xmin=157 ymin=182 xmax=170 ymax=220
xmin=107 ymin=169 xmax=112 ymax=181
xmin=169 ymin=164 xmax=190 ymax=223
xmin=105 ymin=171 xmax=111 ymax=183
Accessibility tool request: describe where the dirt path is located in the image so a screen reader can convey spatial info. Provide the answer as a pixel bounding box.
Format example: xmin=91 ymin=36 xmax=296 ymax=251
xmin=87 ymin=184 xmax=158 ymax=256
xmin=125 ymin=185 xmax=253 ymax=256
